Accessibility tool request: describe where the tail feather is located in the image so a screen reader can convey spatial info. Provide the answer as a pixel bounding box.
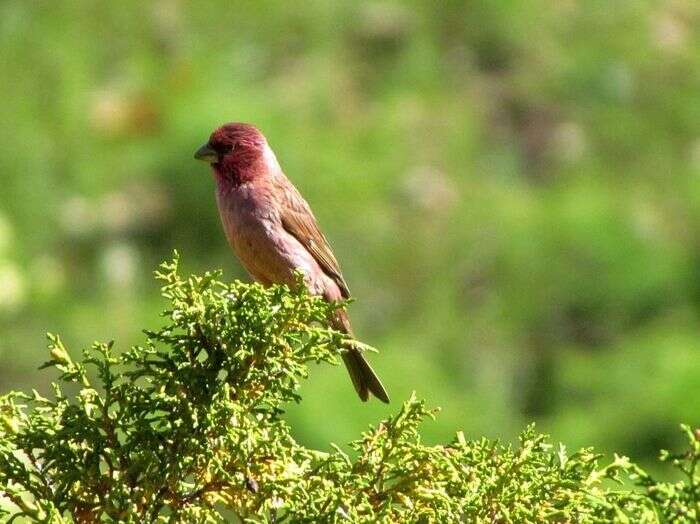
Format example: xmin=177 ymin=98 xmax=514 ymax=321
xmin=342 ymin=349 xmax=390 ymax=404
xmin=333 ymin=308 xmax=390 ymax=403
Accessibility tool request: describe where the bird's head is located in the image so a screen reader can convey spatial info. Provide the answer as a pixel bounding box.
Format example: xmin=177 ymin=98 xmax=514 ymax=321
xmin=194 ymin=123 xmax=268 ymax=181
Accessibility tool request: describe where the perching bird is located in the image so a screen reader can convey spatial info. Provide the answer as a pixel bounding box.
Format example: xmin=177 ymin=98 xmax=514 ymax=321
xmin=194 ymin=123 xmax=389 ymax=403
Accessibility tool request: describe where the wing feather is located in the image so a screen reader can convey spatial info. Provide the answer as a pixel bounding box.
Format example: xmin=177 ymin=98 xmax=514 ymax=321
xmin=275 ymin=176 xmax=351 ymax=298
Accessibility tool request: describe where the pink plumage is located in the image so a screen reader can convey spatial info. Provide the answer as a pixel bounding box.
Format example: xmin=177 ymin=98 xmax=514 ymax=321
xmin=195 ymin=123 xmax=389 ymax=403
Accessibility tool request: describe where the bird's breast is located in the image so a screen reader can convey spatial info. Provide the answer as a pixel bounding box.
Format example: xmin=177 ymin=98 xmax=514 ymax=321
xmin=215 ymin=185 xmax=301 ymax=285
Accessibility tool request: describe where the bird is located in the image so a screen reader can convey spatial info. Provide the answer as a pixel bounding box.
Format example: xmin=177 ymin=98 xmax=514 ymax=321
xmin=194 ymin=122 xmax=389 ymax=403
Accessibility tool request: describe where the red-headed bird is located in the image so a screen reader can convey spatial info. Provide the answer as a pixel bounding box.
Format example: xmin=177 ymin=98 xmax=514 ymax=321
xmin=194 ymin=123 xmax=389 ymax=403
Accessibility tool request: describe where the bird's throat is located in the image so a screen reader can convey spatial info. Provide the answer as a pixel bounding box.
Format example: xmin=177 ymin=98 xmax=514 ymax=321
xmin=213 ymin=164 xmax=261 ymax=190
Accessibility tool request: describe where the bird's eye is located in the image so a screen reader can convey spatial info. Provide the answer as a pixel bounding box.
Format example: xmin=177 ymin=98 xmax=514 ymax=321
xmin=211 ymin=142 xmax=234 ymax=154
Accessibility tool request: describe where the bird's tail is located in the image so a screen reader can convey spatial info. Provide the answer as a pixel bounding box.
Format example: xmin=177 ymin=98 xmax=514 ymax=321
xmin=342 ymin=349 xmax=390 ymax=404
xmin=333 ymin=309 xmax=389 ymax=403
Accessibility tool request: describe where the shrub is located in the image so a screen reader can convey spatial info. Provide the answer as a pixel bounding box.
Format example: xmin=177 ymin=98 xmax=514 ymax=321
xmin=0 ymin=255 xmax=698 ymax=522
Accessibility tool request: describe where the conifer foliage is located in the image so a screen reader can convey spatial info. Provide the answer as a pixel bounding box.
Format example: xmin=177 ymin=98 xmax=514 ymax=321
xmin=0 ymin=255 xmax=698 ymax=522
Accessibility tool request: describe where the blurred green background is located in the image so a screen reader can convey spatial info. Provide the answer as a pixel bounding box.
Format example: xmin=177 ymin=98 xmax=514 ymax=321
xmin=1 ymin=0 xmax=700 ymax=468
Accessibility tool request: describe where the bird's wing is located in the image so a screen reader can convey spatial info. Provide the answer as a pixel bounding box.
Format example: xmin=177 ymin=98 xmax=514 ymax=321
xmin=275 ymin=176 xmax=351 ymax=298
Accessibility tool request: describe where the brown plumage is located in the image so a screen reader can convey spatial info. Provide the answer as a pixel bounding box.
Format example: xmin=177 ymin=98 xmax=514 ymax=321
xmin=194 ymin=122 xmax=389 ymax=403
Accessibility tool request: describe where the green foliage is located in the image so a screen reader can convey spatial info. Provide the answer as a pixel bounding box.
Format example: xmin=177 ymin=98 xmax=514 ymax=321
xmin=3 ymin=0 xmax=700 ymax=464
xmin=0 ymin=257 xmax=699 ymax=523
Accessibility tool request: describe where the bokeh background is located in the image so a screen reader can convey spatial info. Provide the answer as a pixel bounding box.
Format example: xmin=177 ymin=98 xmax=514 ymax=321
xmin=1 ymin=0 xmax=700 ymax=469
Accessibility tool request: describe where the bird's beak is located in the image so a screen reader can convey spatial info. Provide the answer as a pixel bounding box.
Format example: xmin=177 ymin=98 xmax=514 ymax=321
xmin=194 ymin=143 xmax=217 ymax=163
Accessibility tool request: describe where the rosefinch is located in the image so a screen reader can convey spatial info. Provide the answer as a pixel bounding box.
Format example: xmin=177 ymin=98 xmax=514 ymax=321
xmin=194 ymin=123 xmax=389 ymax=403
